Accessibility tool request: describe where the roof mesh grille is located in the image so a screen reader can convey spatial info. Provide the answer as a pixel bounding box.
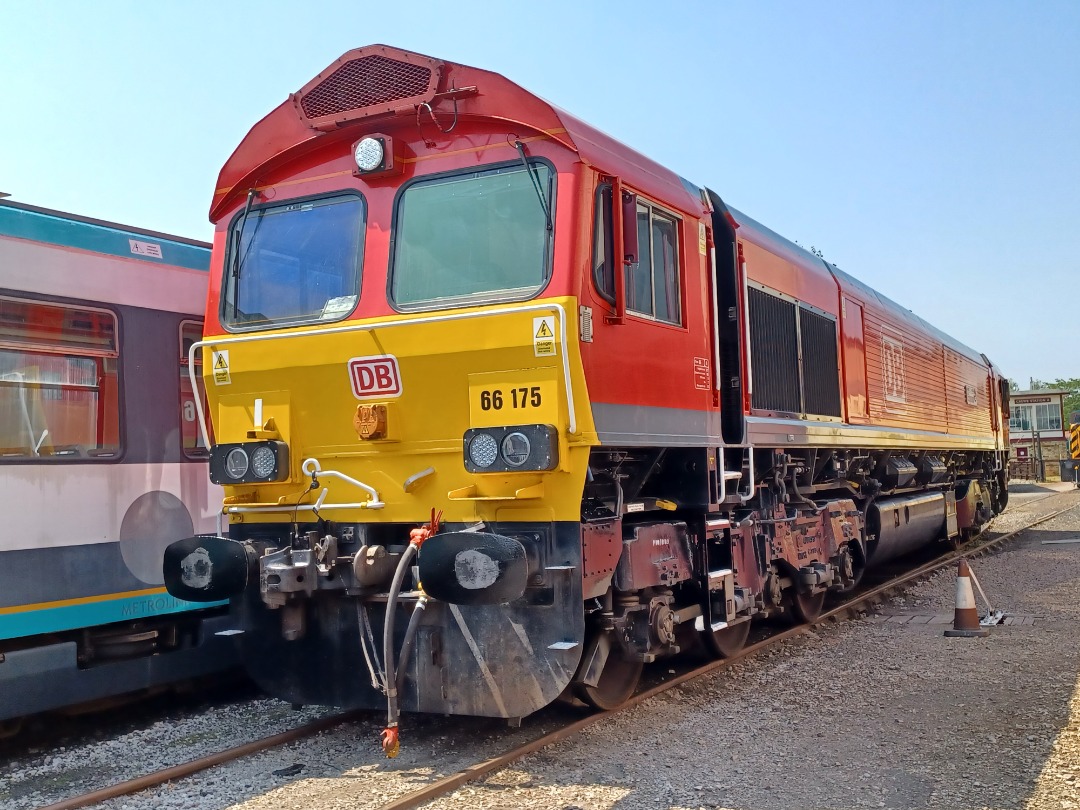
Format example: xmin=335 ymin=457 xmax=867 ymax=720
xmin=300 ymin=55 xmax=434 ymax=119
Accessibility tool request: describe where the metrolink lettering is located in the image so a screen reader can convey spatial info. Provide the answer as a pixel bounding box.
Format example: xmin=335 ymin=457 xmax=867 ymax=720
xmin=121 ymin=596 xmax=183 ymax=617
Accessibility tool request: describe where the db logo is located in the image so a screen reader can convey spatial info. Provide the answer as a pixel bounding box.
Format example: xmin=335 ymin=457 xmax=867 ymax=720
xmin=348 ymin=355 xmax=402 ymax=399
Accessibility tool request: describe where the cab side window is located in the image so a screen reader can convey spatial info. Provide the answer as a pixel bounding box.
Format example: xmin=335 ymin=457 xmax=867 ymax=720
xmin=592 ymin=183 xmax=615 ymax=302
xmin=628 ymin=202 xmax=681 ymax=325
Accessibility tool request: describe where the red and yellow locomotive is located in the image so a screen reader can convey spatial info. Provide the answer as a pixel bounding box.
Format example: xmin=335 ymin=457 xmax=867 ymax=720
xmin=164 ymin=45 xmax=1009 ymax=753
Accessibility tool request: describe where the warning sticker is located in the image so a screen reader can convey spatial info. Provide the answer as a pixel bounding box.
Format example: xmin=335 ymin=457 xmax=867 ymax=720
xmin=533 ymin=316 xmax=556 ymax=357
xmin=128 ymin=238 xmax=163 ymax=259
xmin=693 ymin=356 xmax=711 ymax=390
xmin=212 ymin=350 xmax=231 ymax=385
xmin=699 ymin=223 xmax=707 ymax=255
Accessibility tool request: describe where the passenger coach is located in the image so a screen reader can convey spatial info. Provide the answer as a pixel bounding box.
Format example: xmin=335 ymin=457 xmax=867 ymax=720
xmin=0 ymin=200 xmax=234 ymax=730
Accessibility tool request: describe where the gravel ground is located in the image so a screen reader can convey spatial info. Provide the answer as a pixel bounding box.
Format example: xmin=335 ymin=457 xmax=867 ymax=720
xmin=3 ymin=483 xmax=1078 ymax=810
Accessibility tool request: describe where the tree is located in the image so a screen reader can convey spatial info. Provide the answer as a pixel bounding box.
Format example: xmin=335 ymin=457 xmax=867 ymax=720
xmin=1029 ymin=377 xmax=1080 ymax=423
xmin=1056 ymin=379 xmax=1080 ymax=424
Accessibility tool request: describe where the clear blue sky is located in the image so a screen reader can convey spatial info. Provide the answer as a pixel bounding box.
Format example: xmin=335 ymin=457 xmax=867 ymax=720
xmin=2 ymin=1 xmax=1077 ymax=384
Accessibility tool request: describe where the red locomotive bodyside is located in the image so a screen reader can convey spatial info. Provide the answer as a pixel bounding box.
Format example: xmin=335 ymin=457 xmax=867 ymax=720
xmin=728 ymin=214 xmax=1006 ymax=452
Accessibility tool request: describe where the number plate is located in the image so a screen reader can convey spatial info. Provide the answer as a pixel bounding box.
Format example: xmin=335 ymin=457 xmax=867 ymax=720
xmin=468 ymin=370 xmax=558 ymax=428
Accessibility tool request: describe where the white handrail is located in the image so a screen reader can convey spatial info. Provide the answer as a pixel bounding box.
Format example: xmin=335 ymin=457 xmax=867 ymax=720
xmin=301 ymin=458 xmax=383 ymax=508
xmin=225 ymin=458 xmax=386 ymax=515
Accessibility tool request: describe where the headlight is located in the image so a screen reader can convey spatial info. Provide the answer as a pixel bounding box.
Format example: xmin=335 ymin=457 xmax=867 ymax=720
xmin=250 ymin=445 xmax=277 ymax=479
xmin=224 ymin=448 xmax=249 ymax=479
xmin=467 ymin=433 xmax=499 ymax=469
xmin=500 ymin=432 xmax=531 ymax=467
xmin=210 ymin=441 xmax=290 ymax=485
xmin=353 ymin=137 xmax=385 ymax=172
xmin=462 ymin=425 xmax=558 ymax=473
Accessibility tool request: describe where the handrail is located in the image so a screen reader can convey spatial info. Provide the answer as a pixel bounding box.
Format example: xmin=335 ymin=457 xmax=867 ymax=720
xmin=225 ymin=458 xmax=385 ymax=515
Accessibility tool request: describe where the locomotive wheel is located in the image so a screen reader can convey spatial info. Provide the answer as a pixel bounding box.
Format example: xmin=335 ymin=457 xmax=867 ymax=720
xmin=702 ymin=619 xmax=750 ymax=659
xmin=789 ymin=590 xmax=826 ymax=623
xmin=575 ymin=655 xmax=643 ymax=711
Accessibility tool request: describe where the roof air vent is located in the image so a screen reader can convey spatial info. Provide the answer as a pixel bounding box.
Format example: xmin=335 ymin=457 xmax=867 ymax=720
xmin=294 ymin=49 xmax=443 ymax=130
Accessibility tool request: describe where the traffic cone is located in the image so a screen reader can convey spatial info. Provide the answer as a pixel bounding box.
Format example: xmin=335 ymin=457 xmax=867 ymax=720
xmin=944 ymin=559 xmax=990 ymax=638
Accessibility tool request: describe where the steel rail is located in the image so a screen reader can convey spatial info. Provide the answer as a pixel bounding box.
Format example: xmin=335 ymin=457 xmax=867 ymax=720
xmin=35 ymin=711 xmax=363 ymax=810
xmin=33 ymin=494 xmax=1078 ymax=810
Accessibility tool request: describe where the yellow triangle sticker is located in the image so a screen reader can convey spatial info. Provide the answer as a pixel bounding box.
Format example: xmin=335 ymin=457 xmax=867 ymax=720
xmin=535 ymin=320 xmax=553 ymax=339
xmin=215 ymin=354 xmax=228 ymax=369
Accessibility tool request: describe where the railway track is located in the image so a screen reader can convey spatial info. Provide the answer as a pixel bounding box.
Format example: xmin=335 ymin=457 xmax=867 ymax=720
xmin=30 ymin=490 xmax=1079 ymax=810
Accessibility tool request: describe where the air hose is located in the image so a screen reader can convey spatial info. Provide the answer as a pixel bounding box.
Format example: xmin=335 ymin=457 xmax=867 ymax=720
xmin=380 ymin=541 xmax=417 ymax=759
xmin=395 ymin=593 xmax=429 ymax=695
xmin=380 ymin=509 xmax=441 ymax=758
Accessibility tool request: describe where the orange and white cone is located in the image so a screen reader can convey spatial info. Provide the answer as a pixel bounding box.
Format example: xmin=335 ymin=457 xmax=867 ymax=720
xmin=944 ymin=559 xmax=990 ymax=638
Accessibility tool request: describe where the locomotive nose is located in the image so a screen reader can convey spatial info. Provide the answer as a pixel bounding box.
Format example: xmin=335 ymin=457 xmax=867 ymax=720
xmin=418 ymin=532 xmax=529 ymax=605
xmin=163 ymin=535 xmax=253 ymax=602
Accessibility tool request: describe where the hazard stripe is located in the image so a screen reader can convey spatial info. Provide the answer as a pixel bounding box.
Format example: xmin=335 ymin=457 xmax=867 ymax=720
xmin=1071 ymin=425 xmax=1080 ymax=460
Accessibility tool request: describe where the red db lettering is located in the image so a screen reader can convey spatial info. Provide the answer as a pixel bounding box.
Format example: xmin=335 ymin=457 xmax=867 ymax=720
xmin=348 ymin=355 xmax=402 ymax=399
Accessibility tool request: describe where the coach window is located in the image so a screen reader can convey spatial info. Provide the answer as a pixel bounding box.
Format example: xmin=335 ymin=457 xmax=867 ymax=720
xmin=0 ymin=297 xmax=120 ymax=460
xmin=179 ymin=321 xmax=209 ymax=458
xmin=221 ymin=193 xmax=365 ymax=330
xmin=627 ymin=202 xmax=681 ymax=325
xmin=592 ymin=183 xmax=615 ymax=302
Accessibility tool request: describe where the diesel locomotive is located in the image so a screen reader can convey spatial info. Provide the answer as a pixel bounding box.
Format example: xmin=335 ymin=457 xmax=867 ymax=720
xmin=164 ymin=45 xmax=1010 ymax=755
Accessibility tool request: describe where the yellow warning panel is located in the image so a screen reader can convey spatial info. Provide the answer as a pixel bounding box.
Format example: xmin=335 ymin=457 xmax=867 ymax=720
xmin=1070 ymin=424 xmax=1080 ymax=460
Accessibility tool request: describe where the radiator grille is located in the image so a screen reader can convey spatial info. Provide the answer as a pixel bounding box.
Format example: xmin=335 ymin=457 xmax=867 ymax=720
xmin=300 ymin=55 xmax=434 ymax=119
xmin=799 ymin=307 xmax=841 ymax=416
xmin=749 ymin=286 xmax=800 ymax=413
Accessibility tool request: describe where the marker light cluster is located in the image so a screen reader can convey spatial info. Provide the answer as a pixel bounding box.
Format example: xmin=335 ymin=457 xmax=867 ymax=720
xmin=463 ymin=425 xmax=559 ymax=473
xmin=210 ymin=441 xmax=290 ymax=485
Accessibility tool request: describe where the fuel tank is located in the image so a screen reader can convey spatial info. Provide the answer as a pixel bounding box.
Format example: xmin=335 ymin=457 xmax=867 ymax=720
xmin=865 ymin=492 xmax=950 ymax=566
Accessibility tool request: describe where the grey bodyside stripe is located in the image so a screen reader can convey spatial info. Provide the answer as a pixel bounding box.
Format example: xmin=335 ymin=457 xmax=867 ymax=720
xmin=591 ymin=402 xmax=1001 ymax=452
xmin=747 ymin=416 xmax=1001 ymax=451
xmin=592 ymin=402 xmax=722 ymax=446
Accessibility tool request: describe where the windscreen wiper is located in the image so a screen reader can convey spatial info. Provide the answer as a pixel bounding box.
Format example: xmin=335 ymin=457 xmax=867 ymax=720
xmin=231 ymin=188 xmax=259 ymax=280
xmin=229 ymin=188 xmax=259 ymax=317
xmin=513 ymin=141 xmax=552 ymax=232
